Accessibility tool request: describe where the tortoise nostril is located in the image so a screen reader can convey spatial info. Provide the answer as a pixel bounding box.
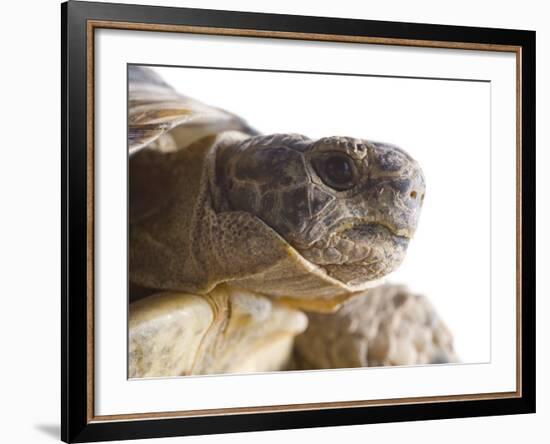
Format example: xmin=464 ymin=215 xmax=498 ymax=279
xmin=410 ymin=191 xmax=417 ymax=199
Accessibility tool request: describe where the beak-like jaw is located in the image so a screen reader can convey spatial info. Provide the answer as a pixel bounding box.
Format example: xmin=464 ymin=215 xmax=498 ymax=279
xmin=300 ymin=221 xmax=411 ymax=286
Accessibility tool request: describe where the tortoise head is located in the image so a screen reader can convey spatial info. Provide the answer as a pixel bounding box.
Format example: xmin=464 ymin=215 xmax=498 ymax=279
xmin=215 ymin=134 xmax=425 ymax=286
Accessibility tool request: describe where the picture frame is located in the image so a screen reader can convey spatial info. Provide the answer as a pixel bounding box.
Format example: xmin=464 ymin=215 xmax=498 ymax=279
xmin=61 ymin=1 xmax=536 ymax=442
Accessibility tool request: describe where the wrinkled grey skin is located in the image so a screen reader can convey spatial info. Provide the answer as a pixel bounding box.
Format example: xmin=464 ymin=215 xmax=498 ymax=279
xmin=215 ymin=133 xmax=425 ymax=285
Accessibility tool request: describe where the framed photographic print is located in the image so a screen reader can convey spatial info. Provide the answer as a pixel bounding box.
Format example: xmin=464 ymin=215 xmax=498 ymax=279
xmin=61 ymin=1 xmax=536 ymax=442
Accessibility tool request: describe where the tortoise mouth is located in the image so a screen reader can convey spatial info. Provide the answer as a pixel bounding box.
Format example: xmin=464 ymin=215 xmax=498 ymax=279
xmin=298 ymin=222 xmax=410 ymax=286
xmin=332 ymin=218 xmax=413 ymax=241
xmin=343 ymin=222 xmax=411 ymax=243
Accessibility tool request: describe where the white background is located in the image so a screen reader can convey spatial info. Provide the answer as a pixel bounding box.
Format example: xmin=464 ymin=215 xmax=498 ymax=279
xmin=156 ymin=65 xmax=493 ymax=364
xmin=0 ymin=0 xmax=547 ymax=443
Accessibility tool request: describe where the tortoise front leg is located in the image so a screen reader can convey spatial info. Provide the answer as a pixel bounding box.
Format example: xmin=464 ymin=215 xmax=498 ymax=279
xmin=290 ymin=284 xmax=457 ymax=370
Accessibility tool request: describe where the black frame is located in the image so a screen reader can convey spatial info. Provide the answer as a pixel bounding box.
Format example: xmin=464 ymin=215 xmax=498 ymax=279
xmin=62 ymin=1 xmax=536 ymax=442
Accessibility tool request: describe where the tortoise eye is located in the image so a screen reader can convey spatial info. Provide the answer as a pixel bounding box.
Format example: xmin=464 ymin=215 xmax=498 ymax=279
xmin=314 ymin=153 xmax=358 ymax=191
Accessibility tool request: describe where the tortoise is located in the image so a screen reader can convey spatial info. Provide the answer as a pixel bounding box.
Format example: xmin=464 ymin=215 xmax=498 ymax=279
xmin=127 ymin=66 xmax=455 ymax=377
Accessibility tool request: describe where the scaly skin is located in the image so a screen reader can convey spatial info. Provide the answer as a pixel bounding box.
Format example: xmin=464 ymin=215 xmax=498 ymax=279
xmin=292 ymin=284 xmax=457 ymax=369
